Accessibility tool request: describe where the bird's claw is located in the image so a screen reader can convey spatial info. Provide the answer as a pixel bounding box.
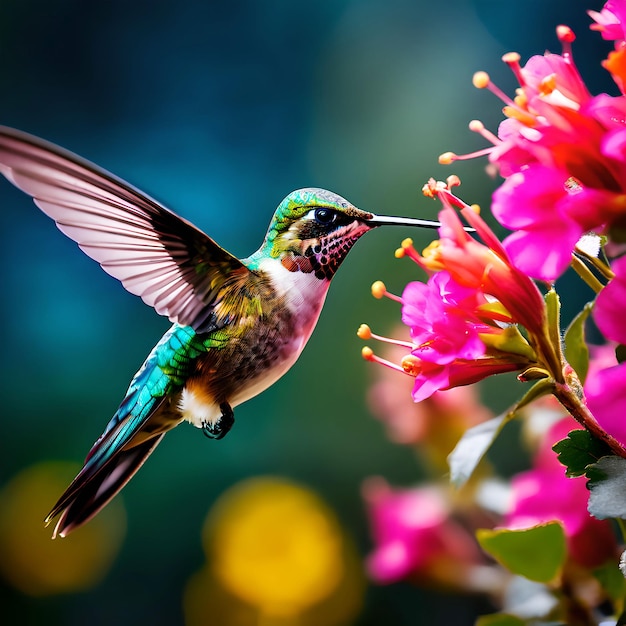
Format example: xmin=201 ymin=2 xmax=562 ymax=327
xmin=202 ymin=402 xmax=234 ymax=440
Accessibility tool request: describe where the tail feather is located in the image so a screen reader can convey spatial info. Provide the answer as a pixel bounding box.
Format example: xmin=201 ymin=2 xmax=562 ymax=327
xmin=45 ymin=360 xmax=178 ymax=536
xmin=47 ymin=434 xmax=164 ymax=538
xmin=45 ymin=325 xmax=206 ymax=536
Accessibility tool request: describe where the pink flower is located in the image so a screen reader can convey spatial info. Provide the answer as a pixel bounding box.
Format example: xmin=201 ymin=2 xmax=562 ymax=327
xmin=366 ymin=342 xmax=493 ymax=457
xmin=491 ymin=166 xmax=584 ymax=281
xmin=506 ymin=418 xmax=617 ymax=568
xmin=401 ymin=272 xmax=488 ymax=365
xmin=363 ymin=478 xmax=483 ymax=585
xmin=419 ymin=182 xmax=547 ymax=337
xmin=361 ymin=180 xmax=544 ymax=403
xmin=402 ymin=354 xmax=523 ymax=403
xmin=593 ymin=255 xmax=626 ymax=345
xmin=442 ymin=15 xmax=626 ymax=281
xmin=491 ymin=90 xmax=626 ymax=280
xmin=585 ymin=345 xmax=626 ymax=446
xmin=589 ymin=1 xmax=626 ymax=42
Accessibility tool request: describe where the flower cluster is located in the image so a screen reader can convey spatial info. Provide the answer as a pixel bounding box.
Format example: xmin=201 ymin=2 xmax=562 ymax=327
xmin=361 ymin=0 xmax=626 ymax=447
xmin=361 ymin=1 xmax=626 ymax=623
xmin=360 ymin=177 xmax=562 ymax=404
xmin=441 ymin=8 xmax=626 ymax=281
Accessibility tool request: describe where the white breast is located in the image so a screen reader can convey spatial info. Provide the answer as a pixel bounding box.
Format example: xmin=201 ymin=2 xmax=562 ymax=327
xmin=180 ymin=257 xmax=331 ymax=429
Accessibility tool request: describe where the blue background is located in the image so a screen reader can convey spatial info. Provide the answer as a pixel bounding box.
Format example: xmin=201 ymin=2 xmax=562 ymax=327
xmin=0 ymin=0 xmax=611 ymax=624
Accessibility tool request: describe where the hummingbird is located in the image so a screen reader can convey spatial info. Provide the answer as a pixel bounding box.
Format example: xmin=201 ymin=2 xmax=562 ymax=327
xmin=0 ymin=126 xmax=445 ymax=538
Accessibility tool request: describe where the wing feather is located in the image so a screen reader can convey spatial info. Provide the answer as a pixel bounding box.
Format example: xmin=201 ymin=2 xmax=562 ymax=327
xmin=0 ymin=126 xmax=250 ymax=331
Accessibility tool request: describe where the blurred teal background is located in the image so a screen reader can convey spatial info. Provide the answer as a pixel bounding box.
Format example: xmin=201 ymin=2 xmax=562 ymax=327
xmin=0 ymin=0 xmax=611 ymax=624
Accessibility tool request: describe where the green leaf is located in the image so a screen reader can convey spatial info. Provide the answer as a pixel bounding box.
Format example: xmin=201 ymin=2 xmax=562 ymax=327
xmin=563 ymin=303 xmax=592 ymax=383
xmin=475 ymin=615 xmax=526 ymax=626
xmin=448 ymin=380 xmax=553 ymax=488
xmin=448 ymin=413 xmax=509 ymax=488
xmin=476 ymin=523 xmax=566 ymax=583
xmin=594 ymin=559 xmax=626 ymax=605
xmin=552 ymin=429 xmax=612 ymax=478
xmin=516 ymin=377 xmax=555 ymax=405
xmin=587 ymin=455 xmax=626 ymax=519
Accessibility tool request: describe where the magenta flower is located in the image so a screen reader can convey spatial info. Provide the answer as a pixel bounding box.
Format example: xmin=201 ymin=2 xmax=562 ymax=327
xmin=585 ymin=344 xmax=626 ymax=446
xmin=419 ymin=182 xmax=547 ymax=338
xmin=402 ymin=357 xmax=523 ymax=403
xmin=589 ymin=1 xmax=626 ymax=42
xmin=361 ymin=180 xmax=545 ymax=402
xmin=491 ymin=166 xmax=584 ymax=281
xmin=401 ymin=272 xmax=488 ymax=365
xmin=442 ymin=9 xmax=626 ymax=281
xmin=491 ymin=88 xmax=626 ymax=280
xmin=594 ymin=255 xmax=626 ymax=345
xmin=506 ymin=418 xmax=617 ymax=568
xmin=366 ymin=345 xmax=494 ymax=458
xmin=363 ymin=478 xmax=483 ymax=585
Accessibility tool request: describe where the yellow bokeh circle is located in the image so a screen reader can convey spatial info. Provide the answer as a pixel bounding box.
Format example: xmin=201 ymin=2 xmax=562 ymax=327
xmin=202 ymin=477 xmax=345 ymax=617
xmin=0 ymin=461 xmax=126 ymax=596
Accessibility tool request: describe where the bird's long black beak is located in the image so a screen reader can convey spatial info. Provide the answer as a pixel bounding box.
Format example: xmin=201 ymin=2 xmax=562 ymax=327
xmin=366 ymin=214 xmax=475 ymax=232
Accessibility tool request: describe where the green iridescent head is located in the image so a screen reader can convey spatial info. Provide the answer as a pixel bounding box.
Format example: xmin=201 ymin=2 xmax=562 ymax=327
xmin=249 ymin=188 xmax=375 ymax=279
xmin=245 ymin=187 xmax=444 ymax=280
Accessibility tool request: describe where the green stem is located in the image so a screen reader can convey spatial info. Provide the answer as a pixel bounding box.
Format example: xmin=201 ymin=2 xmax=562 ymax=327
xmin=570 ymin=255 xmax=605 ymax=294
xmin=574 ymin=247 xmax=614 ymax=281
xmin=538 ymin=289 xmax=566 ymax=384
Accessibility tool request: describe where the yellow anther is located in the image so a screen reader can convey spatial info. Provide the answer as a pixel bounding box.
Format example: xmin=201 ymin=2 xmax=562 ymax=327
xmin=422 ymin=178 xmax=448 ymax=198
xmin=438 ymin=151 xmax=456 ymax=165
xmin=501 ymin=51 xmax=521 ymax=65
xmin=469 ymin=203 xmax=481 ymax=214
xmin=422 ymin=240 xmax=441 ymax=256
xmin=395 ymin=247 xmax=405 ymax=259
xmin=357 ymin=324 xmax=372 ymax=340
xmin=402 ymin=238 xmax=414 ymax=248
xmin=556 ymin=24 xmax=575 ymax=43
xmin=539 ymin=74 xmax=557 ymax=96
xmin=371 ymin=281 xmax=387 ymax=299
xmin=446 ymin=174 xmax=461 ymax=188
xmin=361 ymin=346 xmax=375 ymax=361
xmin=472 ymin=71 xmax=490 ymax=89
xmin=513 ymin=92 xmax=528 ymax=108
xmin=502 ymin=105 xmax=536 ymax=127
xmin=401 ymin=354 xmax=421 ymax=376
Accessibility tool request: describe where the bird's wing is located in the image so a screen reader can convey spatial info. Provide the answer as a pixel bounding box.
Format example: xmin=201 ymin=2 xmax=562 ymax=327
xmin=0 ymin=126 xmax=251 ymax=332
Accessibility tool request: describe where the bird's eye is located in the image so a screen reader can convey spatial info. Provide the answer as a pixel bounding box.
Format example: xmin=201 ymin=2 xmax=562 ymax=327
xmin=313 ymin=208 xmax=337 ymax=225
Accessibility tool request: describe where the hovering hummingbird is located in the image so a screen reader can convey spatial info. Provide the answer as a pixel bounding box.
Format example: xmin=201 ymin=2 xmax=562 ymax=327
xmin=0 ymin=126 xmax=445 ymax=537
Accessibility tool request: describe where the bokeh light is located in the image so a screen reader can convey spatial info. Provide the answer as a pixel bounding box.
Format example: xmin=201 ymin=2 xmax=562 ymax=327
xmin=185 ymin=476 xmax=365 ymax=625
xmin=0 ymin=461 xmax=125 ymax=596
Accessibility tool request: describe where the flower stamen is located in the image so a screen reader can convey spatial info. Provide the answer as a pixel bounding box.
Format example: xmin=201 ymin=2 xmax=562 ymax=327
xmin=361 ymin=346 xmax=409 ymax=374
xmin=502 ymin=52 xmax=525 ymax=86
xmin=468 ymin=120 xmax=501 ymax=146
xmin=472 ymin=70 xmax=517 ymax=108
xmin=357 ymin=323 xmax=414 ymax=349
xmin=371 ymin=280 xmax=402 ymax=302
xmin=556 ymin=25 xmax=575 ymax=61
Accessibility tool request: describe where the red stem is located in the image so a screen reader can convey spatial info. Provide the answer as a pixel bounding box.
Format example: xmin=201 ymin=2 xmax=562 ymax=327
xmin=554 ymin=380 xmax=626 ymax=459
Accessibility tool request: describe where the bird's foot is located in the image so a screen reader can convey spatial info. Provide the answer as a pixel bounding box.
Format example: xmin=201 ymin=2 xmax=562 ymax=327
xmin=202 ymin=402 xmax=234 ymax=440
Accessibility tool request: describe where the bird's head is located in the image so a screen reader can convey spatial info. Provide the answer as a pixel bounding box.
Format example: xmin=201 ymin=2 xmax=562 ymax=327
xmin=257 ymin=187 xmax=441 ymax=280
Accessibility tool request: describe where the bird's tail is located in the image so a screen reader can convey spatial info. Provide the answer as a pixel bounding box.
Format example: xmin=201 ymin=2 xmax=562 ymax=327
xmin=45 ymin=434 xmax=164 ymax=538
xmin=45 ymin=337 xmax=185 ymax=537
xmin=45 ymin=324 xmax=210 ymax=536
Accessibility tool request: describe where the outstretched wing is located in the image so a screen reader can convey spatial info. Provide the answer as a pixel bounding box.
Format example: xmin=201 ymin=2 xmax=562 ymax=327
xmin=0 ymin=126 xmax=250 ymax=332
